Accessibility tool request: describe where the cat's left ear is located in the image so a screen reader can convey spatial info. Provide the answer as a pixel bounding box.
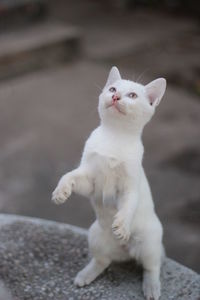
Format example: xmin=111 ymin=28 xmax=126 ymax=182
xmin=105 ymin=66 xmax=121 ymax=87
xmin=145 ymin=78 xmax=166 ymax=106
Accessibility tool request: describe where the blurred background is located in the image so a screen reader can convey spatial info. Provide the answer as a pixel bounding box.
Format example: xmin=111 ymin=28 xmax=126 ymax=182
xmin=0 ymin=0 xmax=199 ymax=273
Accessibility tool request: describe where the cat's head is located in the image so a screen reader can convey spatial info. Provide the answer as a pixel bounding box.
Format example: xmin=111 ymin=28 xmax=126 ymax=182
xmin=98 ymin=66 xmax=166 ymax=133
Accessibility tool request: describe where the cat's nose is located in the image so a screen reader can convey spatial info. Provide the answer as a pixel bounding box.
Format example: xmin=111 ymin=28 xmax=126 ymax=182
xmin=112 ymin=93 xmax=121 ymax=102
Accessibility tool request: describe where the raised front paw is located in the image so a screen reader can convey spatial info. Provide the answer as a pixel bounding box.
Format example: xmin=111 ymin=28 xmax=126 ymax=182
xmin=112 ymin=213 xmax=131 ymax=242
xmin=52 ymin=176 xmax=73 ymax=205
xmin=52 ymin=184 xmax=71 ymax=205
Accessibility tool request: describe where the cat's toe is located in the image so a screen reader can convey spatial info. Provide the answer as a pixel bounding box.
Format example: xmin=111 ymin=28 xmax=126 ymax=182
xmin=74 ymin=274 xmax=85 ymax=287
xmin=52 ymin=195 xmax=65 ymax=205
xmin=74 ymin=272 xmax=93 ymax=287
xmin=112 ymin=226 xmax=130 ymax=242
xmin=52 ymin=187 xmax=70 ymax=205
xmin=143 ymin=278 xmax=161 ymax=300
xmin=112 ymin=218 xmax=130 ymax=242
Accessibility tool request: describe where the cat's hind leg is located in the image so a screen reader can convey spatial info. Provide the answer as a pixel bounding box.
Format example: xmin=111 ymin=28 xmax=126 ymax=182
xmin=74 ymin=220 xmax=111 ymax=287
xmin=74 ymin=257 xmax=110 ymax=287
xmin=139 ymin=232 xmax=163 ymax=300
xmin=142 ymin=266 xmax=161 ymax=300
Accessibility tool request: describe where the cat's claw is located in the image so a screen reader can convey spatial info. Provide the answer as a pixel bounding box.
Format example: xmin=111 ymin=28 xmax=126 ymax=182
xmin=112 ymin=213 xmax=130 ymax=242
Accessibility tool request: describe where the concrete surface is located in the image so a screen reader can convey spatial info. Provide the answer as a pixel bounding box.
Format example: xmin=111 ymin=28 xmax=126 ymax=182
xmin=0 ymin=214 xmax=199 ymax=300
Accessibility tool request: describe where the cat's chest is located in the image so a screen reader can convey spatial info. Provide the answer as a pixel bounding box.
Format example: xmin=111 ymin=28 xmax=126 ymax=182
xmin=91 ymin=152 xmax=120 ymax=170
xmin=89 ymin=152 xmax=126 ymax=202
xmin=89 ymin=151 xmax=123 ymax=178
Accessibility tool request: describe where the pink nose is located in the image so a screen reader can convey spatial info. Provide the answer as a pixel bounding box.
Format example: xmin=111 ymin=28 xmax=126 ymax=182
xmin=112 ymin=94 xmax=120 ymax=102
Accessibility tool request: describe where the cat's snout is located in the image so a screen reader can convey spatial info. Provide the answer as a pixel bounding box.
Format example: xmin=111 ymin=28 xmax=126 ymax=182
xmin=112 ymin=93 xmax=121 ymax=102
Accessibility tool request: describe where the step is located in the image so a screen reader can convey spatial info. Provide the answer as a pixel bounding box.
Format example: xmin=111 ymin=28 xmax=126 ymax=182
xmin=0 ymin=22 xmax=81 ymax=80
xmin=0 ymin=214 xmax=199 ymax=300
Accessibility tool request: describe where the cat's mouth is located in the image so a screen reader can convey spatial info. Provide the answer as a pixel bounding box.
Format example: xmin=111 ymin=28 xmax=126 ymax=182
xmin=106 ymin=102 xmax=126 ymax=115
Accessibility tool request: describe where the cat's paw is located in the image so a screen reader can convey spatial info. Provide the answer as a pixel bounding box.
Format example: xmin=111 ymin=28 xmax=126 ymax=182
xmin=112 ymin=213 xmax=131 ymax=242
xmin=52 ymin=184 xmax=71 ymax=205
xmin=143 ymin=276 xmax=161 ymax=300
xmin=74 ymin=270 xmax=94 ymax=287
xmin=52 ymin=176 xmax=73 ymax=205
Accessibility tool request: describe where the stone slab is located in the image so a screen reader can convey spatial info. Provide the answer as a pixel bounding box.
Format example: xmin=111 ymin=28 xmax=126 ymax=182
xmin=0 ymin=214 xmax=199 ymax=300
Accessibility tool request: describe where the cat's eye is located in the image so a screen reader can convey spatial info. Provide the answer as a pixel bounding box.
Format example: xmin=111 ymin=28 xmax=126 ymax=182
xmin=109 ymin=87 xmax=116 ymax=93
xmin=128 ymin=92 xmax=138 ymax=99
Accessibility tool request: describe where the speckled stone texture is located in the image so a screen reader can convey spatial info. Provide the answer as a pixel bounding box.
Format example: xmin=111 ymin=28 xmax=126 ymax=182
xmin=0 ymin=215 xmax=199 ymax=300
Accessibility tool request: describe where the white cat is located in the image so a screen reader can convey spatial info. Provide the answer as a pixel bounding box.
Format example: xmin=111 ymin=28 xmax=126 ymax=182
xmin=52 ymin=66 xmax=166 ymax=300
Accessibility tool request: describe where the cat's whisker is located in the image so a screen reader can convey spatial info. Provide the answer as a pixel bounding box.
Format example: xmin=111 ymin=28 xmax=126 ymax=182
xmin=135 ymin=69 xmax=150 ymax=84
xmin=131 ymin=73 xmax=136 ymax=82
xmin=94 ymin=83 xmax=103 ymax=92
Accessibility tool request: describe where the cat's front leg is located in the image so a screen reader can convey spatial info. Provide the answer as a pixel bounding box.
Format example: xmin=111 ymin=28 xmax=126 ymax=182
xmin=112 ymin=189 xmax=138 ymax=242
xmin=112 ymin=167 xmax=141 ymax=242
xmin=52 ymin=172 xmax=74 ymax=204
xmin=52 ymin=167 xmax=93 ymax=204
xmin=112 ymin=209 xmax=131 ymax=242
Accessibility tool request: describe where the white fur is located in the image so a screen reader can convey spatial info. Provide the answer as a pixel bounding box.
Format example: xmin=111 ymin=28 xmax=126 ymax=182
xmin=52 ymin=66 xmax=166 ymax=300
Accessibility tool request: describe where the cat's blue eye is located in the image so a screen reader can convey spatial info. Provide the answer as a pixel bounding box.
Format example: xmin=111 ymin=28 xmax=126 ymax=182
xmin=128 ymin=92 xmax=138 ymax=99
xmin=109 ymin=87 xmax=116 ymax=93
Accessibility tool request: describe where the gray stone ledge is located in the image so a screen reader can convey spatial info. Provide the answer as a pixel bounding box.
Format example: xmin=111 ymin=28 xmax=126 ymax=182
xmin=0 ymin=214 xmax=199 ymax=300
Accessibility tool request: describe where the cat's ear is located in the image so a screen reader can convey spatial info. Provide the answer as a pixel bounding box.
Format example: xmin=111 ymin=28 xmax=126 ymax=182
xmin=105 ymin=66 xmax=121 ymax=87
xmin=145 ymin=78 xmax=166 ymax=106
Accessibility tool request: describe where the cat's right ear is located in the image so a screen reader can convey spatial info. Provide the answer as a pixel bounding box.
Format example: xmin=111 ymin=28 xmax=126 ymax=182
xmin=145 ymin=78 xmax=166 ymax=107
xmin=105 ymin=66 xmax=121 ymax=87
